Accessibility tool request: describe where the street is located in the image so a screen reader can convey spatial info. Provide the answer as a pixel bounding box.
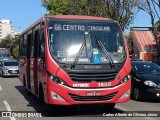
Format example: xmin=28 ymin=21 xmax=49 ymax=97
xmin=0 ymin=77 xmax=160 ymax=120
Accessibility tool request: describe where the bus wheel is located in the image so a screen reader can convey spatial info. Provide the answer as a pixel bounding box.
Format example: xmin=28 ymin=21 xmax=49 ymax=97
xmin=39 ymin=84 xmax=44 ymax=102
xmin=133 ymin=87 xmax=142 ymax=101
xmin=38 ymin=84 xmax=54 ymax=112
xmin=103 ymin=103 xmax=115 ymax=110
xmin=23 ymin=76 xmax=26 ymax=87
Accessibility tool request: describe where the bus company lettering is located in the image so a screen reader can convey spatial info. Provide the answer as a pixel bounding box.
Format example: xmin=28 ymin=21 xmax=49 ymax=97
xmin=86 ymin=91 xmax=101 ymax=96
xmin=54 ymin=24 xmax=110 ymax=31
xmin=73 ymin=83 xmax=89 ymax=87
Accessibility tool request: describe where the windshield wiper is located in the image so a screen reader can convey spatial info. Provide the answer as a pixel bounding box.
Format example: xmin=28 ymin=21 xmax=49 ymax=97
xmin=70 ymin=38 xmax=86 ymax=69
xmin=94 ymin=32 xmax=115 ymax=68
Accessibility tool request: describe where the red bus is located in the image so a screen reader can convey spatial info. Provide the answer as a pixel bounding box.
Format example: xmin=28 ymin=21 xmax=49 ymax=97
xmin=0 ymin=48 xmax=11 ymax=59
xmin=19 ymin=15 xmax=131 ymax=109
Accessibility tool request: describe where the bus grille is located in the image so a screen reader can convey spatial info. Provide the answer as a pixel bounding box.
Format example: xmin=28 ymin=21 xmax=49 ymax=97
xmin=68 ymin=71 xmax=117 ymax=82
xmin=69 ymin=92 xmax=117 ymax=101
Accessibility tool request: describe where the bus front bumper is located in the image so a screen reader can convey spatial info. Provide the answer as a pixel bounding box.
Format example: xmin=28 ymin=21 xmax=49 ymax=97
xmin=47 ymin=80 xmax=131 ymax=105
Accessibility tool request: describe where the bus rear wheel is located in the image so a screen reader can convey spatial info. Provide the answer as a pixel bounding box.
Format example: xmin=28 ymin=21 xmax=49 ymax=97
xmin=39 ymin=84 xmax=44 ymax=102
xmin=23 ymin=76 xmax=26 ymax=87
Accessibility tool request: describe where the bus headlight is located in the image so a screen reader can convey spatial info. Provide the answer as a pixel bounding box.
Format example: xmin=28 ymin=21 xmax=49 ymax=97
xmin=119 ymin=74 xmax=131 ymax=85
xmin=48 ymin=72 xmax=68 ymax=86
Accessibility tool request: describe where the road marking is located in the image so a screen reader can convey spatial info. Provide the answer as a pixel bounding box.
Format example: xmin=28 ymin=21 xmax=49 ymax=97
xmin=116 ymin=105 xmax=157 ymax=120
xmin=0 ymin=85 xmax=2 ymax=90
xmin=3 ymin=100 xmax=16 ymax=120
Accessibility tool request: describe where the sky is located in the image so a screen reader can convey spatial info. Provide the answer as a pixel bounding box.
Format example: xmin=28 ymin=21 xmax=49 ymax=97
xmin=0 ymin=0 xmax=48 ymax=32
xmin=0 ymin=0 xmax=159 ymax=33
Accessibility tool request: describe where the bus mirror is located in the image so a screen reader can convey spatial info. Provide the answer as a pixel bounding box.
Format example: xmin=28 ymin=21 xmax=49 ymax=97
xmin=43 ymin=63 xmax=46 ymax=70
xmin=42 ymin=21 xmax=45 ymax=25
xmin=41 ymin=56 xmax=44 ymax=61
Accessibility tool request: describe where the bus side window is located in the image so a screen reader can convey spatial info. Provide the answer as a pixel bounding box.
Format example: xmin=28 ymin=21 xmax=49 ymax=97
xmin=20 ymin=35 xmax=27 ymax=57
xmin=34 ymin=29 xmax=40 ymax=58
xmin=40 ymin=29 xmax=45 ymax=59
xmin=38 ymin=28 xmax=45 ymax=68
xmin=27 ymin=33 xmax=32 ymax=58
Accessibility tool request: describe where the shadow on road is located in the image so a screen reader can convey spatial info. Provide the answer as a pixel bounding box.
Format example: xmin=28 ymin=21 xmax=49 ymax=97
xmin=140 ymin=99 xmax=160 ymax=103
xmin=15 ymin=85 xmax=124 ymax=117
xmin=2 ymin=76 xmax=19 ymax=79
xmin=131 ymin=98 xmax=160 ymax=103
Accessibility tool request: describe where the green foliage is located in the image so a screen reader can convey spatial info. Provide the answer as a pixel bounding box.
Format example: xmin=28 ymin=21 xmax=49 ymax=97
xmin=42 ymin=0 xmax=138 ymax=30
xmin=125 ymin=33 xmax=134 ymax=54
xmin=12 ymin=46 xmax=19 ymax=59
xmin=0 ymin=34 xmax=13 ymax=48
xmin=0 ymin=34 xmax=19 ymax=59
xmin=43 ymin=0 xmax=69 ymax=15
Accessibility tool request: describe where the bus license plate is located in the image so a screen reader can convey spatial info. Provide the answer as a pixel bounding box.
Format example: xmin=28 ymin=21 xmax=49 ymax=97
xmin=86 ymin=91 xmax=101 ymax=96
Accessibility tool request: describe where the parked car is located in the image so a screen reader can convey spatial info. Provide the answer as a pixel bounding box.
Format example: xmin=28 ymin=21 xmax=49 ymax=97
xmin=0 ymin=60 xmax=19 ymax=77
xmin=131 ymin=61 xmax=160 ymax=101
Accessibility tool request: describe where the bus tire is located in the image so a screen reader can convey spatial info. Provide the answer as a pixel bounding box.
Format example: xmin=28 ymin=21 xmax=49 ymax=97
xmin=23 ymin=76 xmax=26 ymax=87
xmin=38 ymin=84 xmax=54 ymax=111
xmin=39 ymin=84 xmax=44 ymax=102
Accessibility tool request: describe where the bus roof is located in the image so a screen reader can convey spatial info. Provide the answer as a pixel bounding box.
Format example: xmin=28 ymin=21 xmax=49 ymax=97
xmin=46 ymin=15 xmax=111 ymax=21
xmin=20 ymin=15 xmax=114 ymax=35
xmin=0 ymin=48 xmax=9 ymax=52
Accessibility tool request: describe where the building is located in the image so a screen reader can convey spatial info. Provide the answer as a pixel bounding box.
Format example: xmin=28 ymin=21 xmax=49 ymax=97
xmin=130 ymin=27 xmax=157 ymax=61
xmin=0 ymin=20 xmax=14 ymax=40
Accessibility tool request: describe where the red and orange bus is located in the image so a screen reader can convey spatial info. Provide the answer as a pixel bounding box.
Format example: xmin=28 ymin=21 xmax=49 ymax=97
xmin=0 ymin=48 xmax=11 ymax=59
xmin=19 ymin=15 xmax=131 ymax=109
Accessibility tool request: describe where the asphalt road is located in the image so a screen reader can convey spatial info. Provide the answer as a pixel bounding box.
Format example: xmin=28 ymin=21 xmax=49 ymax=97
xmin=0 ymin=77 xmax=160 ymax=120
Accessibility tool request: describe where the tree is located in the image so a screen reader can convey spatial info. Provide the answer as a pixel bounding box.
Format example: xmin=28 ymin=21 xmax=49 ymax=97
xmin=102 ymin=0 xmax=139 ymax=30
xmin=0 ymin=34 xmax=13 ymax=48
xmin=156 ymin=20 xmax=160 ymax=31
xmin=12 ymin=46 xmax=19 ymax=59
xmin=42 ymin=0 xmax=69 ymax=15
xmin=42 ymin=0 xmax=139 ymax=30
xmin=125 ymin=33 xmax=134 ymax=54
xmin=0 ymin=34 xmax=20 ymax=59
xmin=137 ymin=0 xmax=160 ymax=63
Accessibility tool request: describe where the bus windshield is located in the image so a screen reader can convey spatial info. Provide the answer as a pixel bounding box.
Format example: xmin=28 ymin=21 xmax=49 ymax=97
xmin=48 ymin=20 xmax=126 ymax=64
xmin=0 ymin=53 xmax=9 ymax=58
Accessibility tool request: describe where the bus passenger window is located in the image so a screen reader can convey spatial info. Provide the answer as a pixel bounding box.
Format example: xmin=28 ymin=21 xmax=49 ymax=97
xmin=38 ymin=29 xmax=45 ymax=69
xmin=40 ymin=30 xmax=45 ymax=59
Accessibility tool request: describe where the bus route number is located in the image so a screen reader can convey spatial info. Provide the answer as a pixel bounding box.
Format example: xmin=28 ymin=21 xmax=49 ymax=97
xmin=98 ymin=82 xmax=111 ymax=87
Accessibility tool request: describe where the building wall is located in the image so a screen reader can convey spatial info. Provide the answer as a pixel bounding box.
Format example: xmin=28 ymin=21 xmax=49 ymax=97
xmin=0 ymin=20 xmax=14 ymax=40
xmin=140 ymin=52 xmax=157 ymax=61
xmin=130 ymin=29 xmax=157 ymax=61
